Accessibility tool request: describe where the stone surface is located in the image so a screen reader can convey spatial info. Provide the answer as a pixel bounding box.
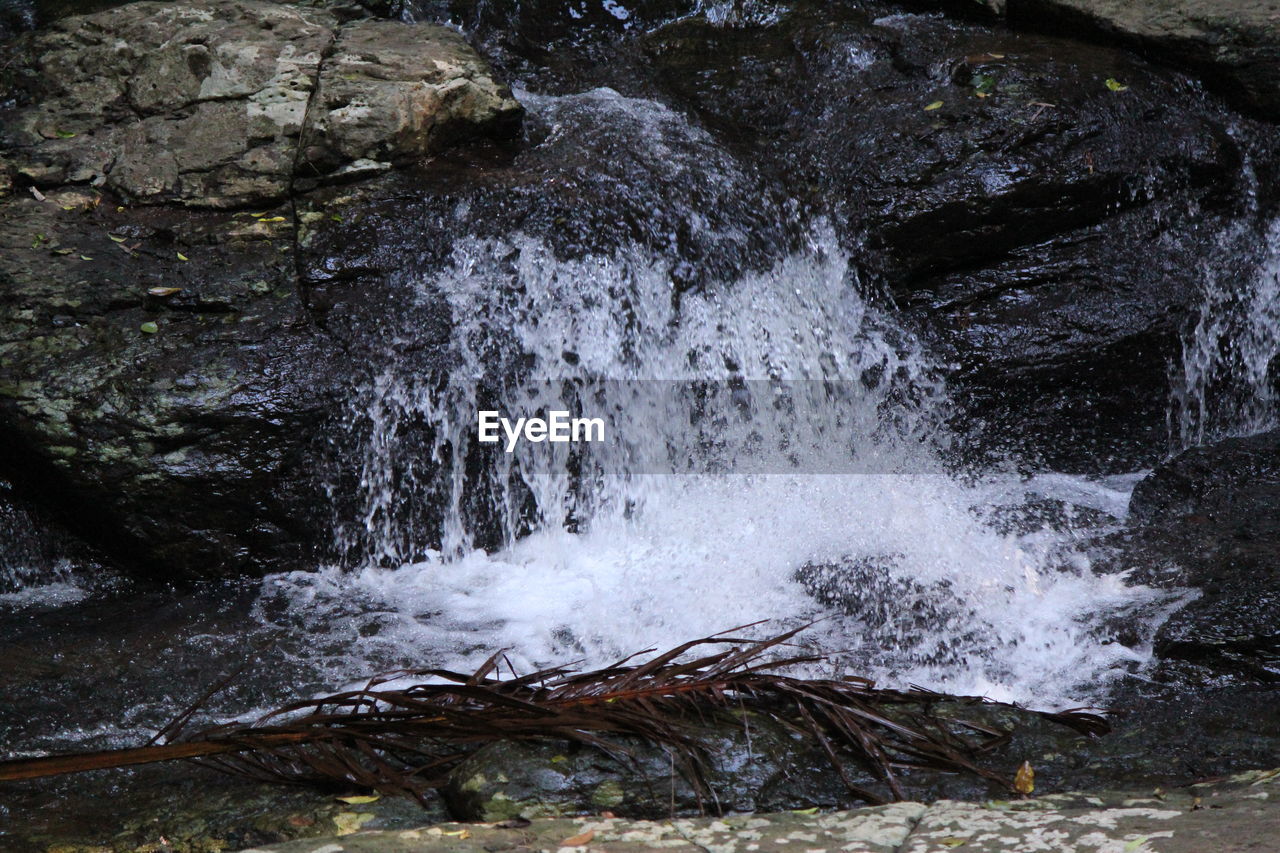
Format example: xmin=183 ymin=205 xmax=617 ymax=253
xmin=1108 ymin=430 xmax=1280 ymax=682
xmin=1008 ymin=0 xmax=1280 ymax=121
xmin=639 ymin=1 xmax=1278 ymax=470
xmin=0 ymin=0 xmax=522 ymax=575
xmin=0 ymin=0 xmax=521 ymax=207
xmin=235 ymin=768 xmax=1280 ymax=853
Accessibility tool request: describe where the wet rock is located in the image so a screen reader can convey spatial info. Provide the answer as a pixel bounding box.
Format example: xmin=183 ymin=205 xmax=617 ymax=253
xmin=443 ymin=701 xmax=1154 ymax=821
xmin=642 ymin=1 xmax=1278 ymax=470
xmin=1115 ymin=429 xmax=1280 ymax=682
xmin=1009 ymin=0 xmax=1280 ymax=121
xmin=0 ymin=0 xmax=521 ymax=207
xmin=0 ymin=0 xmax=524 ymax=575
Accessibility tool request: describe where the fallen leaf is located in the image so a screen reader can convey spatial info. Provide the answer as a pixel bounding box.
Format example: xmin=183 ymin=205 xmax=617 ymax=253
xmin=140 ymin=321 xmax=159 ymax=334
xmin=54 ymin=248 xmax=74 ymax=255
xmin=176 ymin=252 xmax=189 ymax=261
xmin=1014 ymin=760 xmax=1035 ymax=795
xmin=108 ymin=234 xmax=126 ymax=243
xmin=441 ymin=828 xmax=471 ymax=839
xmin=336 ymin=794 xmax=380 ymax=804
xmin=29 ymin=186 xmax=47 ymax=202
xmin=1105 ymin=78 xmax=1129 ymax=92
xmin=54 ymin=129 xmax=76 ymax=138
xmin=494 ymin=817 xmax=531 ymax=828
xmin=330 ymin=214 xmax=343 ymax=222
xmin=148 ymin=287 xmax=182 ymax=297
xmin=259 ymin=215 xmax=287 ymax=223
xmin=1123 ymin=837 xmax=1149 ymax=852
xmin=975 ymin=91 xmax=989 ymax=98
xmin=792 ymin=807 xmax=819 ymax=815
xmin=940 ymin=838 xmax=968 ymax=849
xmin=561 ymin=829 xmax=594 ymax=846
xmin=925 ymin=100 xmax=944 ymax=111
xmin=79 ymin=254 xmax=93 ymax=260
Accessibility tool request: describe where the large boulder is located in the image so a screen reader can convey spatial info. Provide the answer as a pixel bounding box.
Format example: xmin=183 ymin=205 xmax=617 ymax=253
xmin=0 ymin=0 xmax=521 ymax=576
xmin=640 ymin=1 xmax=1278 ymax=469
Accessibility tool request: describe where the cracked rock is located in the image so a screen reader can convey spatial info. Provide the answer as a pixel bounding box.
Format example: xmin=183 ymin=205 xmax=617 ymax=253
xmin=0 ymin=0 xmax=522 ymax=208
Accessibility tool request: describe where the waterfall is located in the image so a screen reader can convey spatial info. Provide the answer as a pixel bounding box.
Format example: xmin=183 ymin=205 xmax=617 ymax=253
xmin=1172 ymin=168 xmax=1280 ymax=446
xmin=258 ymin=92 xmax=1183 ymax=706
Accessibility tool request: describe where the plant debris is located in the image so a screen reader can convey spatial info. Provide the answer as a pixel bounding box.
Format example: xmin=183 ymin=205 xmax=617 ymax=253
xmin=0 ymin=626 xmax=1109 ymax=809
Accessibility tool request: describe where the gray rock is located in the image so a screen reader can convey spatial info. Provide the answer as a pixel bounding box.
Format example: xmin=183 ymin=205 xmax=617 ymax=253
xmin=0 ymin=0 xmax=522 ymax=208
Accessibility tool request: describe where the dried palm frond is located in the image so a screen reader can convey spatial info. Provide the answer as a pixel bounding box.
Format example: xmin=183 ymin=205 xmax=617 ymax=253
xmin=0 ymin=624 xmax=1110 ymax=808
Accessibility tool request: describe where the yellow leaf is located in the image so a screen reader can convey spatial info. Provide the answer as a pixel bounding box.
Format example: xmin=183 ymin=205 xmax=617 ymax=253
xmin=337 ymin=794 xmax=381 ymax=804
xmin=1105 ymin=78 xmax=1129 ymax=92
xmin=561 ymin=829 xmax=594 ymax=846
xmin=1014 ymin=760 xmax=1035 ymax=795
xmin=79 ymin=254 xmax=93 ymax=260
xmin=441 ymin=828 xmax=471 ymax=839
xmin=791 ymin=807 xmax=819 ymax=815
xmin=108 ymin=234 xmax=126 ymax=243
xmin=924 ymin=100 xmax=944 ymax=111
xmin=975 ymin=91 xmax=989 ymax=98
xmin=176 ymin=252 xmax=189 ymax=261
xmin=259 ymin=216 xmax=287 ymax=222
xmin=941 ymin=838 xmax=968 ymax=849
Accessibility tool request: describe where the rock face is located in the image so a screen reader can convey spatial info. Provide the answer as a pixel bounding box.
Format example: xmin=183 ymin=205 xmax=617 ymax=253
xmin=0 ymin=0 xmax=521 ymax=576
xmin=1 ymin=0 xmax=1278 ymax=574
xmin=635 ymin=2 xmax=1278 ymax=470
xmin=1008 ymin=0 xmax=1280 ymax=122
xmin=0 ymin=0 xmax=521 ymax=207
xmin=1121 ymin=430 xmax=1280 ymax=683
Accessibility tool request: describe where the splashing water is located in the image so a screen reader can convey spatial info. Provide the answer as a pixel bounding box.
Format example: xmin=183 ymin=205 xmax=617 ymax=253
xmin=258 ymin=208 xmax=1179 ymax=706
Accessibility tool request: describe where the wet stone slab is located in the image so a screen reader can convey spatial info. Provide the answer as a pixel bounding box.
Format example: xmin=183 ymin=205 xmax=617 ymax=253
xmin=236 ymin=768 xmax=1280 ymax=853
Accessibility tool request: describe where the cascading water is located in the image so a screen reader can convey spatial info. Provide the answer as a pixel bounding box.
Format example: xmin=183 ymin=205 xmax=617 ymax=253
xmin=255 ymin=91 xmax=1182 ymax=707
xmin=1173 ymin=214 xmax=1280 ymax=446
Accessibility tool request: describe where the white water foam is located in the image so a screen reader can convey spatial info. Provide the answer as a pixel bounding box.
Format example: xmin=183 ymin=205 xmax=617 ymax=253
xmin=258 ymin=214 xmax=1180 ymax=707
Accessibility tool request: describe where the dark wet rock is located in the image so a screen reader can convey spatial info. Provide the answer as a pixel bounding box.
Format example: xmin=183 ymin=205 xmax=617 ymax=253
xmin=642 ymin=1 xmax=1279 ymax=470
xmin=1102 ymin=429 xmax=1280 ymax=682
xmin=0 ymin=762 xmax=449 ymax=852
xmin=1008 ymin=0 xmax=1280 ymax=122
xmin=0 ymin=0 xmax=521 ymax=207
